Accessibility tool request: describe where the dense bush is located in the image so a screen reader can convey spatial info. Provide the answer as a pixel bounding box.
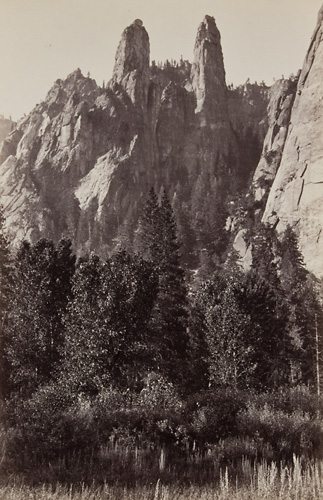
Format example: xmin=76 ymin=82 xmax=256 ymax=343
xmin=236 ymin=389 xmax=323 ymax=460
xmin=185 ymin=390 xmax=246 ymax=446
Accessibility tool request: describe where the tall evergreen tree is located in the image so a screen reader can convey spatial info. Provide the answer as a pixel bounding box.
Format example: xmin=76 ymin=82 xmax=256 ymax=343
xmin=279 ymin=225 xmax=308 ymax=290
xmin=172 ymin=195 xmax=197 ymax=268
xmin=0 ymin=207 xmax=12 ymax=398
xmin=135 ymin=187 xmax=162 ymax=262
xmin=237 ymin=270 xmax=289 ymax=389
xmin=251 ymin=224 xmax=280 ymax=290
xmin=156 ymin=192 xmax=189 ymax=383
xmin=278 ymin=226 xmax=317 ymax=384
xmin=136 ymin=189 xmax=189 ymax=386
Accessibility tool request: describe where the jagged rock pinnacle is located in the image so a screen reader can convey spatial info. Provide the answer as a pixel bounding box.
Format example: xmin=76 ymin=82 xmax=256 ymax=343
xmin=190 ymin=15 xmax=228 ymax=123
xmin=110 ymin=19 xmax=150 ymax=106
xmin=195 ymin=15 xmax=221 ymax=46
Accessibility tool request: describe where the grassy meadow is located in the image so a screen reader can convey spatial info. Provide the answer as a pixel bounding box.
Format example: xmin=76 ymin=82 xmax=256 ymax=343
xmin=0 ymin=452 xmax=322 ymax=500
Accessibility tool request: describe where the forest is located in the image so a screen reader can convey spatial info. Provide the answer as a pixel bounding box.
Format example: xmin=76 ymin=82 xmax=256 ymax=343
xmin=0 ymin=188 xmax=322 ymax=495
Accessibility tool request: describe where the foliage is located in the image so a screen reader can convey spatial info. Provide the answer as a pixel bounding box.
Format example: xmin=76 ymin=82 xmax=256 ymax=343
xmin=277 ymin=225 xmax=321 ymax=384
xmin=236 ymin=270 xmax=289 ymax=389
xmin=190 ymin=274 xmax=255 ymax=390
xmin=136 ymin=189 xmax=189 ymax=386
xmin=237 ymin=389 xmax=323 ymax=460
xmin=0 ymin=207 xmax=12 ymax=398
xmin=4 ymin=238 xmax=75 ymax=398
xmin=189 ymin=267 xmax=289 ymax=391
xmin=186 ymin=389 xmax=246 ymax=445
xmin=61 ymin=250 xmax=158 ymax=395
xmin=0 ymin=193 xmax=322 ymax=487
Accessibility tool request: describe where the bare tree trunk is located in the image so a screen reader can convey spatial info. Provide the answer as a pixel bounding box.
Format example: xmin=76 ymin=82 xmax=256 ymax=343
xmin=315 ymin=313 xmax=321 ymax=417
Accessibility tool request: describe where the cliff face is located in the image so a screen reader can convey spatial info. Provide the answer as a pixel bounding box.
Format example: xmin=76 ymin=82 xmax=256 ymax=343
xmin=0 ymin=70 xmax=102 ymax=243
xmin=1 ymin=7 xmax=322 ymax=276
xmin=252 ymin=78 xmax=297 ymax=204
xmin=0 ymin=117 xmax=15 ymax=149
xmin=263 ymin=5 xmax=323 ymax=278
xmin=0 ymin=16 xmax=241 ymax=258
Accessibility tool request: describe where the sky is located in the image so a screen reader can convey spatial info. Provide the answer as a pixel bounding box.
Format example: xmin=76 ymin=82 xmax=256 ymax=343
xmin=0 ymin=0 xmax=322 ymax=121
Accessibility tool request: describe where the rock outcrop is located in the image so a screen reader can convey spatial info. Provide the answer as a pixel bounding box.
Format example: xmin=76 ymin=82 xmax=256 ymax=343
xmin=191 ymin=16 xmax=228 ymax=132
xmin=0 ymin=117 xmax=15 ymax=148
xmin=8 ymin=5 xmax=323 ymax=275
xmin=1 ymin=6 xmax=322 ymax=276
xmin=0 ymin=70 xmax=102 ymax=243
xmin=110 ymin=19 xmax=150 ymax=107
xmin=252 ymin=78 xmax=297 ymax=204
xmin=0 ymin=16 xmax=242 ymax=259
xmin=263 ymin=5 xmax=323 ymax=278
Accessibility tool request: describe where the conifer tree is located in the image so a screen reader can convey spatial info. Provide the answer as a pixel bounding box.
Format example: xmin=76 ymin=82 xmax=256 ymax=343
xmin=0 ymin=207 xmax=12 ymax=398
xmin=157 ymin=192 xmax=189 ymax=383
xmin=279 ymin=225 xmax=308 ymax=290
xmin=251 ymin=224 xmax=280 ymax=290
xmin=237 ymin=270 xmax=289 ymax=389
xmin=278 ymin=226 xmax=318 ymax=384
xmin=135 ymin=187 xmax=161 ymax=262
xmin=136 ymin=189 xmax=189 ymax=386
xmin=172 ymin=195 xmax=197 ymax=268
xmin=246 ymin=224 xmax=296 ymax=388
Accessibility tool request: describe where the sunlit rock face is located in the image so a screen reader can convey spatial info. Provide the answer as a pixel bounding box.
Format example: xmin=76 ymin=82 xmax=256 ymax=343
xmin=263 ymin=6 xmax=323 ymax=278
xmin=0 ymin=69 xmax=102 ymax=245
xmin=2 ymin=6 xmax=323 ymax=277
xmin=0 ymin=16 xmax=242 ymax=257
xmin=191 ymin=16 xmax=228 ymax=124
xmin=190 ymin=15 xmax=232 ymax=159
xmin=252 ymin=78 xmax=296 ymax=204
xmin=110 ymin=19 xmax=150 ymax=108
xmin=0 ymin=117 xmax=15 ymax=149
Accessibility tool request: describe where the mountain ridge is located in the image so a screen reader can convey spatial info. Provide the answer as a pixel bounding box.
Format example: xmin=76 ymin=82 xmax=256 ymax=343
xmin=0 ymin=7 xmax=322 ymax=277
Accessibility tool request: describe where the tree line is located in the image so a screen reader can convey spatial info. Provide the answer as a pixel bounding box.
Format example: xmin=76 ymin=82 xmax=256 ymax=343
xmin=0 ymin=189 xmax=322 ymax=472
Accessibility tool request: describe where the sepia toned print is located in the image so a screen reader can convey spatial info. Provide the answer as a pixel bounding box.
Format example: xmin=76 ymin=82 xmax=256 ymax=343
xmin=0 ymin=1 xmax=322 ymax=498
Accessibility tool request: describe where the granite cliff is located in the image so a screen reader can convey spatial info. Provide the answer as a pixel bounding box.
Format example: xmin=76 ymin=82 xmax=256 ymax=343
xmin=262 ymin=5 xmax=323 ymax=278
xmin=0 ymin=16 xmax=264 ymax=263
xmin=252 ymin=78 xmax=297 ymax=205
xmin=0 ymin=117 xmax=15 ymax=149
xmin=1 ymin=7 xmax=322 ymax=277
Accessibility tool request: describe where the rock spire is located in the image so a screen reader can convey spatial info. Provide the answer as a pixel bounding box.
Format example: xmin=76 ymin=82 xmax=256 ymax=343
xmin=110 ymin=19 xmax=150 ymax=107
xmin=191 ymin=15 xmax=228 ymax=126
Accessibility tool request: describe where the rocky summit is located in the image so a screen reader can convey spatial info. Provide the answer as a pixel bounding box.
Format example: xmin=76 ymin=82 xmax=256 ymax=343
xmin=0 ymin=7 xmax=322 ymax=277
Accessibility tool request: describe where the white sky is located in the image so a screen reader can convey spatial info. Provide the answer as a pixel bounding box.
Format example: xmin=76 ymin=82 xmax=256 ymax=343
xmin=0 ymin=0 xmax=322 ymax=121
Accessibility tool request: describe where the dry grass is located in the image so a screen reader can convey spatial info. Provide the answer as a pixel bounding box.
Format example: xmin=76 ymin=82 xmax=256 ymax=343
xmin=0 ymin=456 xmax=322 ymax=500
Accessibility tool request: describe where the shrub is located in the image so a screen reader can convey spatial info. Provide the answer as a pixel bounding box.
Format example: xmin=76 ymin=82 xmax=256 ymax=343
xmin=5 ymin=381 xmax=97 ymax=465
xmin=94 ymin=373 xmax=185 ymax=447
xmin=186 ymin=389 xmax=246 ymax=446
xmin=237 ymin=389 xmax=323 ymax=460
